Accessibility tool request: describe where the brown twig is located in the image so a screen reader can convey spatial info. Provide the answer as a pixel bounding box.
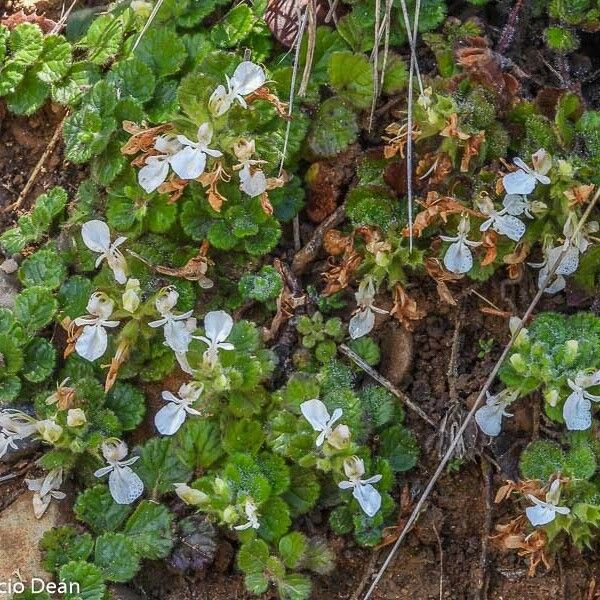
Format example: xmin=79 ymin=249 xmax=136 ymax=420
xmin=477 ymin=458 xmax=493 ymax=600
xmin=362 ymin=189 xmax=600 ymax=600
xmin=291 ymin=203 xmax=346 ymax=274
xmin=432 ymin=523 xmax=444 ymax=600
xmin=5 ymin=114 xmax=67 ymax=213
xmin=350 ymin=550 xmax=380 ymax=600
xmin=496 ymin=0 xmax=524 ymax=54
xmin=339 ymin=343 xmax=436 ymax=427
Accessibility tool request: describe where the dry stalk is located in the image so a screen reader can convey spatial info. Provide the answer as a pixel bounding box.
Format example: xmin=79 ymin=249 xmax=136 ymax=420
xmin=339 ymin=343 xmax=436 ymax=427
xmin=362 ymin=189 xmax=600 ymax=599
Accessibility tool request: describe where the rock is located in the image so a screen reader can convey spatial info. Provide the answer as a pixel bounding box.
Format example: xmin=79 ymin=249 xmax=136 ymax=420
xmin=0 ymin=270 xmax=18 ymax=310
xmin=379 ymin=323 xmax=413 ymax=386
xmin=0 ymin=492 xmax=65 ymax=598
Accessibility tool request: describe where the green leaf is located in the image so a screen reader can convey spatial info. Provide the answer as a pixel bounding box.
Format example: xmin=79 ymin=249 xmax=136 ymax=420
xmin=258 ymin=496 xmax=291 ymax=543
xmin=328 ymin=51 xmax=374 ymax=109
xmin=18 ymin=248 xmax=67 ymax=289
xmin=40 ymin=526 xmax=94 ymax=574
xmin=10 ymin=23 xmax=44 ymax=66
xmin=105 ymin=382 xmax=146 ymax=431
xmin=279 ymin=532 xmax=307 ymax=569
xmin=58 ymin=276 xmax=94 ymax=319
xmin=107 ymin=58 xmax=156 ymax=104
xmin=222 ymin=419 xmax=265 ymax=455
xmin=94 ymin=532 xmax=140 ymax=582
xmin=378 ymin=425 xmax=419 ymax=472
xmin=91 ymin=142 xmax=126 ymax=186
xmin=38 ymin=34 xmax=73 ymax=83
xmin=22 ymin=337 xmax=56 ymax=382
xmin=14 ymin=286 xmax=58 ymax=333
xmin=6 ymin=71 xmax=50 ymax=115
xmin=520 ymin=440 xmax=566 ymax=481
xmin=82 ymin=14 xmax=124 ymax=65
xmin=0 ymin=375 xmax=21 ymax=403
xmin=122 ymin=501 xmax=174 ymax=559
xmin=63 ymin=107 xmax=117 ymax=163
xmin=283 ymin=467 xmax=320 ymax=516
xmin=307 ymin=96 xmax=359 ymax=158
xmin=146 ymin=195 xmax=178 ymax=233
xmin=0 ymin=334 xmax=24 ymax=375
xmin=0 ymin=60 xmax=26 ymax=96
xmin=238 ymin=539 xmax=269 ymax=574
xmin=174 ymin=418 xmax=223 ymax=470
xmin=211 ymin=4 xmax=254 ymax=47
xmin=245 ymin=572 xmax=270 ymax=595
xmin=381 ymin=53 xmax=408 ymax=95
xmin=278 ymin=573 xmax=312 ymax=600
xmin=136 ymin=437 xmax=192 ymax=497
xmin=74 ymin=485 xmax=133 ymax=533
xmin=135 ymin=28 xmax=187 ymax=77
xmin=239 ymin=266 xmax=283 ymax=302
xmin=59 ymin=560 xmax=106 ymax=600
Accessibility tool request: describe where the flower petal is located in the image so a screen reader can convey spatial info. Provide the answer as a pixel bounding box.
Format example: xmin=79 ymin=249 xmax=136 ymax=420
xmin=349 ymin=308 xmax=375 ymax=339
xmin=231 ymin=61 xmax=266 ymax=95
xmin=563 ymin=390 xmax=592 ymax=431
xmin=443 ymin=241 xmax=473 ymax=274
xmin=138 ymin=158 xmax=170 ymax=193
xmin=208 ymin=85 xmax=231 ymax=117
xmin=492 ymin=214 xmax=526 ymax=242
xmin=300 ymin=399 xmax=329 ymax=432
xmin=81 ymin=220 xmax=111 ymax=253
xmin=75 ymin=325 xmax=108 ymax=362
xmin=475 ymin=403 xmax=504 ymax=437
xmin=204 ymin=310 xmax=234 ymax=343
xmin=240 ymin=168 xmax=268 ymax=197
xmin=109 ymin=465 xmax=144 ymax=505
xmin=526 ymin=504 xmax=556 ymax=527
xmin=170 ymin=146 xmax=207 ymax=180
xmin=163 ymin=320 xmax=193 ymax=354
xmin=155 ymin=402 xmax=187 ymax=435
xmin=353 ymin=483 xmax=382 ymax=517
xmin=503 ymin=170 xmax=536 ymax=195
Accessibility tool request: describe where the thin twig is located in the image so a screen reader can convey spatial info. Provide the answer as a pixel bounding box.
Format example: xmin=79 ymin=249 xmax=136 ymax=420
xmin=298 ymin=0 xmax=316 ymax=97
xmin=350 ymin=550 xmax=380 ymax=600
xmin=339 ymin=343 xmax=436 ymax=427
xmin=5 ymin=114 xmax=68 ymax=213
xmin=362 ymin=189 xmax=600 ymax=600
xmin=432 ymin=523 xmax=444 ymax=600
xmin=279 ymin=6 xmax=308 ymax=177
xmin=132 ymin=0 xmax=166 ymax=51
xmin=368 ymin=0 xmax=381 ymax=131
xmin=398 ymin=0 xmax=424 ymax=94
xmin=51 ymin=0 xmax=78 ymax=34
xmin=477 ymin=458 xmax=493 ymax=600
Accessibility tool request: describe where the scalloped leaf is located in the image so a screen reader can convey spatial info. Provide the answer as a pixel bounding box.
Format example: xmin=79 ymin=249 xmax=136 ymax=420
xmin=328 ymin=51 xmax=373 ymax=109
xmin=94 ymin=532 xmax=140 ymax=582
xmin=105 ymin=382 xmax=146 ymax=431
xmin=18 ymin=248 xmax=67 ymax=289
xmin=40 ymin=526 xmax=94 ymax=574
xmin=74 ymin=485 xmax=133 ymax=533
xmin=22 ymin=337 xmax=56 ymax=382
xmin=59 ymin=560 xmax=106 ymax=600
xmin=135 ymin=28 xmax=187 ymax=77
xmin=14 ymin=286 xmax=58 ymax=334
xmin=122 ymin=500 xmax=174 ymax=559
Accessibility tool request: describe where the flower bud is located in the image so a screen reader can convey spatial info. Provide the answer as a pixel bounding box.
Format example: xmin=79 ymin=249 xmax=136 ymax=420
xmin=222 ymin=506 xmax=237 ymax=524
xmin=36 ymin=419 xmax=63 ymax=444
xmin=67 ymin=408 xmax=87 ymax=427
xmin=174 ymin=483 xmax=209 ymax=506
xmin=509 ymin=353 xmax=528 ymax=374
xmin=122 ymin=278 xmax=141 ymax=313
xmin=564 ymin=339 xmax=579 ymax=364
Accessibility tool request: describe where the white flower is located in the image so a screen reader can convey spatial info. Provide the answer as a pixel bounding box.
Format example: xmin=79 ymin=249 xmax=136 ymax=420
xmin=170 ymin=123 xmax=222 ymax=180
xmin=502 ymin=149 xmax=551 ymax=195
xmin=138 ymin=135 xmax=183 ymax=193
xmin=81 ymin=220 xmax=128 ymax=284
xmin=562 ymin=370 xmax=600 ymax=431
xmin=25 ymin=469 xmax=66 ymax=519
xmin=0 ymin=410 xmax=37 ymax=458
xmin=440 ymin=215 xmax=482 ymax=274
xmin=94 ymin=440 xmax=144 ymax=505
xmin=563 ymin=212 xmax=598 ymax=256
xmin=233 ymin=139 xmax=267 ymax=197
xmin=478 ymin=197 xmax=526 ymax=242
xmin=74 ymin=293 xmax=120 ymax=362
xmin=233 ymin=498 xmax=260 ymax=531
xmin=348 ymin=278 xmax=388 ymax=339
xmin=529 ymin=239 xmax=578 ymax=295
xmin=338 ymin=456 xmax=382 ymax=517
xmin=300 ymin=399 xmax=349 ymax=447
xmin=474 ymin=389 xmax=518 ymax=436
xmin=155 ymin=383 xmax=203 ymax=435
xmin=67 ymin=408 xmax=87 ymax=427
xmin=174 ymin=483 xmax=209 ymax=505
xmin=148 ymin=287 xmax=194 ymax=354
xmin=122 ymin=278 xmax=141 ymax=313
xmin=526 ymin=480 xmax=570 ymax=527
xmin=195 ymin=310 xmax=235 ymax=367
xmin=209 ymin=61 xmax=266 ymax=117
